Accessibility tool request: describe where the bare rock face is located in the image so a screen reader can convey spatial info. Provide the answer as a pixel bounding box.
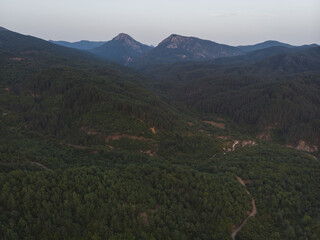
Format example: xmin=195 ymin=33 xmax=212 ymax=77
xmin=113 ymin=33 xmax=142 ymax=51
xmin=131 ymin=34 xmax=244 ymax=66
xmin=287 ymin=141 xmax=318 ymax=153
xmin=242 ymin=140 xmax=257 ymax=147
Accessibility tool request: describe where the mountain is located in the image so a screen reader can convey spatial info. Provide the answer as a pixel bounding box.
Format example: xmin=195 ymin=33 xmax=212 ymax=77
xmin=0 ymin=27 xmax=101 ymax=61
xmin=238 ymin=40 xmax=294 ymax=52
xmin=145 ymin=46 xmax=320 ymax=81
xmin=249 ymin=46 xmax=320 ymax=74
xmin=0 ymin=28 xmax=184 ymax=135
xmin=210 ymin=45 xmax=318 ymax=66
xmin=89 ymin=33 xmax=153 ymax=65
xmin=131 ymin=34 xmax=244 ymax=68
xmin=49 ymin=40 xmax=106 ymax=50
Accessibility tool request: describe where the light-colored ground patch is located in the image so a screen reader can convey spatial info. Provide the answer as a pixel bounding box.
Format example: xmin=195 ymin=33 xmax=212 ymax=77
xmin=217 ymin=136 xmax=229 ymax=140
xmin=203 ymin=120 xmax=226 ymax=129
xmin=242 ymin=140 xmax=256 ymax=147
xmin=223 ymin=140 xmax=257 ymax=152
xmin=150 ymin=127 xmax=157 ymax=134
xmin=286 ymin=140 xmax=318 ymax=153
xmin=139 ymin=149 xmax=157 ymax=157
xmin=9 ymin=57 xmax=23 ymax=61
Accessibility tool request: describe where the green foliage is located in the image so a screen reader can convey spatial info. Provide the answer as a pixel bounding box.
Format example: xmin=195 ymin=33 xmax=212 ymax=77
xmin=207 ymin=145 xmax=320 ymax=240
xmin=145 ymin=50 xmax=320 ymax=147
xmin=0 ymin=165 xmax=249 ymax=240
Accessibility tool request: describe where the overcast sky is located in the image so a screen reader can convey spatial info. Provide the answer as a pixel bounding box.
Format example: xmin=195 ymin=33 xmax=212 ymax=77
xmin=0 ymin=0 xmax=319 ymax=46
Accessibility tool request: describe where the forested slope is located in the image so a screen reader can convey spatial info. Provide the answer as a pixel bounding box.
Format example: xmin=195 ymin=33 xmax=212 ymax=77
xmin=143 ymin=47 xmax=320 ymax=150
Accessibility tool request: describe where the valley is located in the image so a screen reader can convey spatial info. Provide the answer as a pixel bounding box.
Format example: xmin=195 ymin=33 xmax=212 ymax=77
xmin=0 ymin=27 xmax=319 ymax=239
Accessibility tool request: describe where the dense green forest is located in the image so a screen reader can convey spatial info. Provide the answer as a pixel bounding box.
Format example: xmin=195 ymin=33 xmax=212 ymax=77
xmin=143 ymin=47 xmax=320 ymax=149
xmin=0 ymin=28 xmax=319 ymax=239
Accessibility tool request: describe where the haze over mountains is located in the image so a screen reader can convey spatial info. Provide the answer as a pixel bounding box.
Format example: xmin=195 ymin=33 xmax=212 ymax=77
xmin=237 ymin=40 xmax=294 ymax=52
xmin=49 ymin=40 xmax=106 ymax=50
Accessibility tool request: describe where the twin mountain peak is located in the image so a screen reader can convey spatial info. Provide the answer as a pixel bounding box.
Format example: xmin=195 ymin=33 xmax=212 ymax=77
xmin=87 ymin=33 xmax=244 ymax=65
xmin=50 ymin=32 xmax=317 ymax=66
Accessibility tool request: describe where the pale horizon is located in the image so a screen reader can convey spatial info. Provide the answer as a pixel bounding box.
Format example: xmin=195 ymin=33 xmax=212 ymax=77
xmin=1 ymin=0 xmax=319 ymax=46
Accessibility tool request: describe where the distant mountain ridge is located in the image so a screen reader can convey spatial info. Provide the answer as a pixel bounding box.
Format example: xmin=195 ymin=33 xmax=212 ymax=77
xmin=46 ymin=31 xmax=318 ymax=67
xmin=90 ymin=33 xmax=153 ymax=65
xmin=50 ymin=40 xmax=106 ymax=50
xmin=0 ymin=26 xmax=8 ymax=31
xmin=131 ymin=34 xmax=244 ymax=67
xmin=238 ymin=40 xmax=294 ymax=52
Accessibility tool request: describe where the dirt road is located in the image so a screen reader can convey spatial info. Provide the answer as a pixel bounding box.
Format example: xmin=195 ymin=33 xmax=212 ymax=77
xmin=231 ymin=177 xmax=257 ymax=240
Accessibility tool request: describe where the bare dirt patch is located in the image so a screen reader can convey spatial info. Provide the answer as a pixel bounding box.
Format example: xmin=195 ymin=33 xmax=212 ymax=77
xmin=242 ymin=140 xmax=256 ymax=147
xmin=203 ymin=120 xmax=226 ymax=129
xmin=9 ymin=57 xmax=23 ymax=61
xmin=150 ymin=127 xmax=157 ymax=134
xmin=139 ymin=149 xmax=157 ymax=157
xmin=217 ymin=136 xmax=229 ymax=140
xmin=188 ymin=121 xmax=194 ymax=126
xmin=105 ymin=134 xmax=154 ymax=142
xmin=286 ymin=140 xmax=318 ymax=153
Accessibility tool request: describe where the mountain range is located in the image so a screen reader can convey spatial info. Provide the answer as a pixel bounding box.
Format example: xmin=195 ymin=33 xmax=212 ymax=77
xmin=237 ymin=40 xmax=294 ymax=52
xmin=50 ymin=33 xmax=318 ymax=67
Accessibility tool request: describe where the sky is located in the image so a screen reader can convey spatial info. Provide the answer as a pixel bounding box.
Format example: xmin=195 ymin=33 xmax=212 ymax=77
xmin=0 ymin=0 xmax=319 ymax=46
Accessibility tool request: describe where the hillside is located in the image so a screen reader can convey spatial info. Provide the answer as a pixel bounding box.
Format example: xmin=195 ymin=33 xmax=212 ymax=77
xmin=90 ymin=33 xmax=153 ymax=65
xmin=209 ymin=45 xmax=317 ymax=66
xmin=237 ymin=40 xmax=293 ymax=52
xmin=143 ymin=47 xmax=320 ymax=150
xmin=0 ymin=28 xmax=198 ymax=156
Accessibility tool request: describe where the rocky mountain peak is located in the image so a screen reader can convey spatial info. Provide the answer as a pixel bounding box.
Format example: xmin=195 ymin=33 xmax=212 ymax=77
xmin=112 ymin=33 xmax=142 ymax=50
xmin=113 ymin=33 xmax=133 ymax=41
xmin=160 ymin=34 xmax=188 ymax=47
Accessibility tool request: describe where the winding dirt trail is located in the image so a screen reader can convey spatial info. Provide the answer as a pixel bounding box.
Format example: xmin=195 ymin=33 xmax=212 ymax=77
xmin=231 ymin=177 xmax=257 ymax=240
xmin=30 ymin=161 xmax=51 ymax=171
